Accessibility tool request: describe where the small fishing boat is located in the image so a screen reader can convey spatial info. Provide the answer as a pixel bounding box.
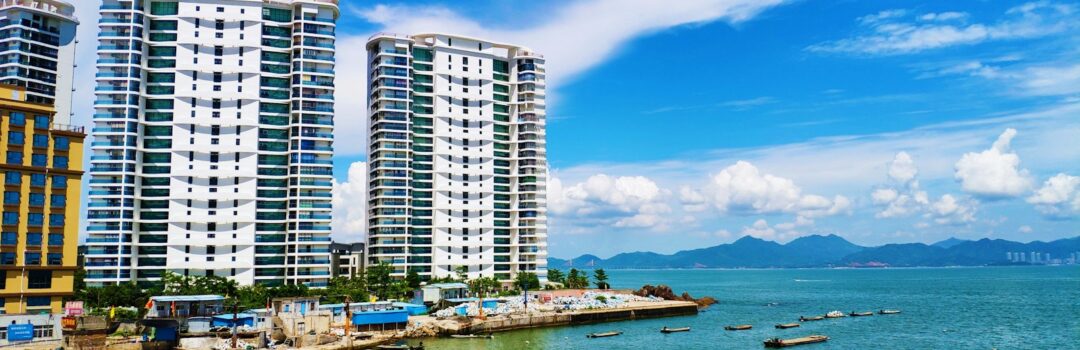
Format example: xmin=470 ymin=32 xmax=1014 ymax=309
xmin=376 ymin=343 xmax=424 ymax=350
xmin=775 ymin=323 xmax=800 ymax=329
xmin=724 ymin=325 xmax=753 ymax=331
xmin=799 ymin=316 xmax=824 ymax=322
xmin=824 ymin=311 xmax=846 ymax=318
xmin=586 ymin=331 xmax=623 ymax=338
xmin=764 ymin=335 xmax=829 ymax=348
xmin=450 ymin=334 xmax=494 ymax=339
xmin=849 ymin=311 xmax=873 ymax=317
xmin=660 ymin=326 xmax=691 ymax=333
xmin=879 ymin=309 xmax=901 ymax=315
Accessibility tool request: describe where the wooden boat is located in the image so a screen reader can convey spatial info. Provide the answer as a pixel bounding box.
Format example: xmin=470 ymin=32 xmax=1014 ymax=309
xmin=660 ymin=326 xmax=691 ymax=333
xmin=824 ymin=311 xmax=846 ymax=318
xmin=849 ymin=311 xmax=873 ymax=317
xmin=879 ymin=309 xmax=901 ymax=314
xmin=724 ymin=325 xmax=753 ymax=331
xmin=775 ymin=323 xmax=801 ymax=329
xmin=586 ymin=331 xmax=623 ymax=338
xmin=764 ymin=335 xmax=829 ymax=348
xmin=798 ymin=316 xmax=824 ymax=322
xmin=450 ymin=334 xmax=493 ymax=339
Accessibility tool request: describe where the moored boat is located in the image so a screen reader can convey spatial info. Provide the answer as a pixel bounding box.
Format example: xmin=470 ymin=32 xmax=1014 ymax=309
xmin=450 ymin=334 xmax=494 ymax=339
xmin=376 ymin=343 xmax=424 ymax=350
xmin=660 ymin=326 xmax=691 ymax=333
xmin=849 ymin=311 xmax=873 ymax=317
xmin=764 ymin=335 xmax=829 ymax=348
xmin=824 ymin=311 xmax=846 ymax=318
xmin=725 ymin=325 xmax=753 ymax=331
xmin=879 ymin=309 xmax=901 ymax=314
xmin=586 ymin=331 xmax=623 ymax=338
xmin=799 ymin=316 xmax=824 ymax=322
xmin=775 ymin=323 xmax=800 ymax=329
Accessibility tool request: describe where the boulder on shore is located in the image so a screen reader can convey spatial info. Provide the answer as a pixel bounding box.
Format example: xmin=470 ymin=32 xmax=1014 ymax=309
xmin=633 ymin=284 xmax=717 ymax=308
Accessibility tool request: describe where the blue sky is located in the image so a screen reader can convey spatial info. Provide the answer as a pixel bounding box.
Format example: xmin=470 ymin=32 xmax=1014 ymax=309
xmin=71 ymin=1 xmax=1080 ymax=258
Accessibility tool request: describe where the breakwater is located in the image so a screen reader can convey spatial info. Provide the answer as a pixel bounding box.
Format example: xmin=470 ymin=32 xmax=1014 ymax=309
xmin=459 ymin=301 xmax=699 ymax=334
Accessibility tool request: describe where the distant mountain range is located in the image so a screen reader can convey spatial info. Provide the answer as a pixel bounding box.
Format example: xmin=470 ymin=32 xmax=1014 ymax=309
xmin=548 ymin=235 xmax=1080 ymax=269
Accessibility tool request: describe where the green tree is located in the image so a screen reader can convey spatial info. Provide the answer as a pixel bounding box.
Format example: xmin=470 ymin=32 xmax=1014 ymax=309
xmin=468 ymin=277 xmax=500 ymax=297
xmin=513 ymin=272 xmax=540 ymax=290
xmin=593 ymin=269 xmax=610 ymax=289
xmin=366 ymin=262 xmax=396 ymax=300
xmin=405 ymin=270 xmax=422 ymax=289
xmin=547 ymin=269 xmax=565 ymax=285
xmin=566 ymin=269 xmax=590 ymax=289
xmin=453 ymin=265 xmax=469 ymax=281
xmin=321 ymin=276 xmax=369 ymax=304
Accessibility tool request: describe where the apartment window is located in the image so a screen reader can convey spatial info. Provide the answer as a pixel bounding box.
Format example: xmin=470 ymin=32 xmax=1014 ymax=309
xmin=1 ymin=212 xmax=16 ymax=225
xmin=211 ymin=125 xmax=221 ymax=135
xmin=210 ymin=152 xmax=220 ymax=163
xmin=31 ymin=154 xmax=46 ymax=167
xmin=214 ymin=46 xmax=224 ymax=56
xmin=216 ymin=20 xmax=224 ymax=30
xmin=30 ymin=174 xmax=45 ymax=186
xmin=9 ymin=112 xmax=24 ymax=126
xmin=7 ymin=131 xmax=23 ymax=145
xmin=28 ymin=193 xmax=43 ymax=206
xmin=27 ymin=270 xmax=51 ymax=289
xmin=52 ymin=175 xmax=66 ymax=189
xmin=26 ymin=232 xmax=41 ymax=245
xmin=50 ymin=195 xmax=65 ymax=208
xmin=25 ymin=252 xmax=41 ymax=265
xmin=207 ymin=246 xmax=216 ymax=254
xmin=53 ymin=156 xmax=68 ymax=169
xmin=195 ymin=18 xmax=200 ymax=27
xmin=214 ymin=72 xmax=223 ymax=83
xmin=6 ymin=152 xmax=22 ymax=165
xmin=0 ymin=232 xmax=15 ymax=245
xmin=33 ymin=115 xmax=49 ymax=128
xmin=4 ymin=171 xmax=20 ymax=185
xmin=32 ymin=134 xmax=48 ymax=148
xmin=217 ymin=6 xmax=224 ymax=12
xmin=208 ymin=200 xmax=217 ymax=209
xmin=0 ymin=253 xmax=13 ymax=265
xmin=47 ymin=253 xmax=61 ymax=265
xmin=48 ymin=213 xmax=63 ymax=227
xmin=3 ymin=191 xmax=18 ymax=205
xmin=54 ymin=137 xmax=69 ymax=150
xmin=48 ymin=233 xmax=63 ymax=246
xmin=212 ymin=99 xmax=222 ymax=109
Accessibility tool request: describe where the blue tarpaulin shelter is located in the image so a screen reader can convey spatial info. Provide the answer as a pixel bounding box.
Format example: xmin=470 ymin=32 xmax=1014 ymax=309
xmin=210 ymin=313 xmax=255 ymax=327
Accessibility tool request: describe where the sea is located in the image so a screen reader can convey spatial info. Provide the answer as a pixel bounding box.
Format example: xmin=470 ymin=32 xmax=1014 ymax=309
xmin=399 ymin=266 xmax=1080 ymax=349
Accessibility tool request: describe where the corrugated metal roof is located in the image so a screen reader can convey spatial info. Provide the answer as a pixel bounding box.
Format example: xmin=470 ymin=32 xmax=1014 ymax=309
xmin=150 ymin=295 xmax=225 ymax=302
xmin=423 ymin=283 xmax=468 ymax=289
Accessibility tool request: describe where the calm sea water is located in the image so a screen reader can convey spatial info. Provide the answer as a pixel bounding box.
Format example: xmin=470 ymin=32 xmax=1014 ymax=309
xmin=402 ymin=266 xmax=1080 ymax=349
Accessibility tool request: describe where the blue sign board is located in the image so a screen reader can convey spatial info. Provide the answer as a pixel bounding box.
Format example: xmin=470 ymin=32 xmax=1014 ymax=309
xmin=7 ymin=323 xmax=33 ymax=341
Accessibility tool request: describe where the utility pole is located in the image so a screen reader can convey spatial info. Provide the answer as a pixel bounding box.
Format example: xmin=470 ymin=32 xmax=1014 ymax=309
xmin=344 ymin=296 xmax=352 ymax=349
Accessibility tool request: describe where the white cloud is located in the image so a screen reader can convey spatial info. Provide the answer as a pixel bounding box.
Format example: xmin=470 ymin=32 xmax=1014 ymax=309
xmin=929 ymin=194 xmax=977 ymax=225
xmin=333 ymin=0 xmax=789 ymax=155
xmin=1027 ymin=173 xmax=1080 ymax=216
xmin=918 ymin=12 xmax=969 ymax=22
xmin=1018 ymin=225 xmax=1033 ymax=233
xmin=678 ymin=186 xmax=709 ymax=212
xmin=550 ymin=174 xmax=673 ymax=230
xmin=808 ymin=2 xmax=1077 ymax=55
xmin=741 ymin=219 xmax=776 ymax=239
xmin=331 ymin=162 xmax=368 ymax=242
xmin=704 ymin=161 xmax=848 ymax=217
xmin=888 ymin=151 xmax=919 ymax=184
xmin=955 ymin=128 xmax=1034 ymax=197
xmin=942 ymin=61 xmax=1080 ymax=97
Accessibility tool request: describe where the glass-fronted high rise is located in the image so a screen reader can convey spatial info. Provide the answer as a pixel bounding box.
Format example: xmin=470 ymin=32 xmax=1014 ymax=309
xmin=0 ymin=0 xmax=79 ymax=123
xmin=86 ymin=0 xmax=338 ymax=287
xmin=365 ymin=33 xmax=548 ymax=283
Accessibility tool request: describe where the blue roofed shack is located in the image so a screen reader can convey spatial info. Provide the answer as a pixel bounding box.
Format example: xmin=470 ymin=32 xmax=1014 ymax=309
xmin=416 ymin=282 xmax=468 ymax=305
xmin=210 ymin=313 xmax=256 ymax=328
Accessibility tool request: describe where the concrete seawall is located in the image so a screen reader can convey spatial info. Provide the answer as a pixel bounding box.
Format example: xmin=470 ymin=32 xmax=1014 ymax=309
xmin=461 ymin=301 xmax=699 ymax=334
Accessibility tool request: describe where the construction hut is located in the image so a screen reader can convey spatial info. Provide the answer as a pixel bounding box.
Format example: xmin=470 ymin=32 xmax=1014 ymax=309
xmin=350 ymin=305 xmax=409 ymax=332
xmin=272 ymin=297 xmax=331 ymax=337
xmin=415 ymin=282 xmax=468 ymax=305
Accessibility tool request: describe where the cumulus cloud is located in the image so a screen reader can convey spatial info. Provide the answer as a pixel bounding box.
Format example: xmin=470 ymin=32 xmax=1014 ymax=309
xmin=331 ymin=162 xmax=368 ymax=242
xmin=808 ymin=2 xmax=1077 ymax=55
xmin=929 ymin=194 xmax=977 ymax=225
xmin=1027 ymin=173 xmax=1080 ymax=216
xmin=888 ymin=151 xmax=919 ymax=184
xmin=741 ymin=219 xmax=776 ymax=239
xmin=955 ymin=128 xmax=1034 ymax=197
xmin=550 ymin=174 xmax=673 ymax=230
xmin=678 ymin=186 xmax=709 ymax=212
xmin=705 ymin=161 xmax=849 ymax=217
xmin=1018 ymin=225 xmax=1033 ymax=233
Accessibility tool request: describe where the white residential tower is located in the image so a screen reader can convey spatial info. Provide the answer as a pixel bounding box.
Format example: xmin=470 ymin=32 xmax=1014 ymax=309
xmin=365 ymin=33 xmax=548 ymax=284
xmin=85 ymin=0 xmax=338 ymax=287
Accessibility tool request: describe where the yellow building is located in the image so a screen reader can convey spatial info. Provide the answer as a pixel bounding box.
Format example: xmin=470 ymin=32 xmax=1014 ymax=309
xmin=0 ymin=84 xmax=84 ymax=314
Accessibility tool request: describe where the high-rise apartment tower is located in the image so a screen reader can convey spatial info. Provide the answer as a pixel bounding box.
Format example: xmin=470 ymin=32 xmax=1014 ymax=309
xmin=85 ymin=0 xmax=338 ymax=287
xmin=365 ymin=33 xmax=548 ymax=283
